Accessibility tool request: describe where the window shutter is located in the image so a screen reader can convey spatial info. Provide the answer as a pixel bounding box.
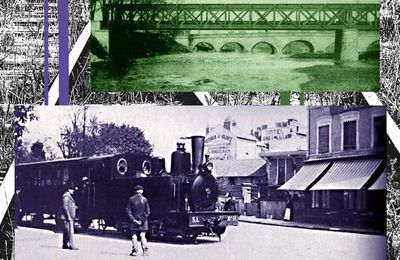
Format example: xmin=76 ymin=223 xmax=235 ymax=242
xmin=318 ymin=125 xmax=329 ymax=153
xmin=343 ymin=121 xmax=356 ymax=150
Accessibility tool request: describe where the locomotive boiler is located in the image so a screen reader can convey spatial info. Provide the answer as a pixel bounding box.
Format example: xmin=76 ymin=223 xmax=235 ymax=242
xmin=16 ymin=136 xmax=239 ymax=242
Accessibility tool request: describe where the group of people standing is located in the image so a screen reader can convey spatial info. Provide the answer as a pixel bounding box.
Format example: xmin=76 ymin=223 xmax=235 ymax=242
xmin=60 ymin=184 xmax=151 ymax=257
xmin=59 ymin=187 xmax=239 ymax=256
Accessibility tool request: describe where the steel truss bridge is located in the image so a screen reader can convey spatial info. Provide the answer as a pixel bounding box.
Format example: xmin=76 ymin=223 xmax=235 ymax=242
xmin=101 ymin=3 xmax=379 ymax=30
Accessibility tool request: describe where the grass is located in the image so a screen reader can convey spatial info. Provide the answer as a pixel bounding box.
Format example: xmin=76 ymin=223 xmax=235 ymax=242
xmin=295 ymin=63 xmax=379 ymax=92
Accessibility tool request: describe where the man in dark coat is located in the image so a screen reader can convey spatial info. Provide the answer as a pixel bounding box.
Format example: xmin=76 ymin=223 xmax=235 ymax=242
xmin=60 ymin=184 xmax=78 ymax=250
xmin=126 ymin=185 xmax=151 ymax=256
xmin=224 ymin=193 xmax=236 ymax=211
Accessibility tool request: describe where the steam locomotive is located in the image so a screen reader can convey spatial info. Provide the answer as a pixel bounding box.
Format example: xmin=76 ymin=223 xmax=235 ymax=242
xmin=16 ymin=136 xmax=239 ymax=242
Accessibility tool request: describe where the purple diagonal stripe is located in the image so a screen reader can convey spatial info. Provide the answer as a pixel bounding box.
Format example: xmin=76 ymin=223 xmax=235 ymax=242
xmin=58 ymin=0 xmax=69 ymax=104
xmin=44 ymin=0 xmax=48 ymax=105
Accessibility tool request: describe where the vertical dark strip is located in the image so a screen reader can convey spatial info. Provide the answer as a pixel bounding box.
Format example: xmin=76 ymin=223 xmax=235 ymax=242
xmin=58 ymin=0 xmax=69 ymax=105
xmin=44 ymin=0 xmax=48 ymax=105
xmin=299 ymin=92 xmax=304 ymax=105
xmin=279 ymin=92 xmax=290 ymax=105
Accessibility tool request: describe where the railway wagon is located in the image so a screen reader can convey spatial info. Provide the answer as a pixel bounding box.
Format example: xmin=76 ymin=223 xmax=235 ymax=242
xmin=16 ymin=136 xmax=239 ymax=242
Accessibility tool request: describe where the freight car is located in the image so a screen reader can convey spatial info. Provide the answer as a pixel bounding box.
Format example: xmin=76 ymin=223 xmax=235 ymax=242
xmin=16 ymin=136 xmax=239 ymax=242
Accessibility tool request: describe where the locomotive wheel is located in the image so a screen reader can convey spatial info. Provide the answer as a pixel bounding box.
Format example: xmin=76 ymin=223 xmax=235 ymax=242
xmin=32 ymin=212 xmax=44 ymax=227
xmin=182 ymin=234 xmax=198 ymax=244
xmin=55 ymin=218 xmax=64 ymax=232
xmin=79 ymin=218 xmax=92 ymax=232
xmin=122 ymin=229 xmax=131 ymax=238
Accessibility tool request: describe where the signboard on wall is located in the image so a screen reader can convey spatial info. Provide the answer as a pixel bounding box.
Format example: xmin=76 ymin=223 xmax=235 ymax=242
xmin=205 ymin=131 xmax=235 ymax=160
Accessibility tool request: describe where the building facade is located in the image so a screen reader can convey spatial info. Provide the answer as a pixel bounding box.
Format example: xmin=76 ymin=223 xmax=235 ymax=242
xmin=253 ymin=119 xmax=307 ymax=152
xmin=279 ymin=106 xmax=386 ymax=231
xmin=258 ymin=150 xmax=307 ymax=220
xmin=205 ymin=117 xmax=259 ymax=160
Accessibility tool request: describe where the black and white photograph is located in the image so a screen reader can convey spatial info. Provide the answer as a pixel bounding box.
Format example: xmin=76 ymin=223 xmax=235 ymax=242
xmin=14 ymin=105 xmax=386 ymax=259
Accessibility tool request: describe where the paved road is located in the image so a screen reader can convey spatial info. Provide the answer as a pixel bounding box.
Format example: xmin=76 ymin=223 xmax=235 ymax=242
xmin=15 ymin=222 xmax=386 ymax=260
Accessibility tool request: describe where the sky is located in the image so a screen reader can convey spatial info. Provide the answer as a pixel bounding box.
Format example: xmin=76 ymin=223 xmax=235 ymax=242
xmin=22 ymin=106 xmax=307 ymax=168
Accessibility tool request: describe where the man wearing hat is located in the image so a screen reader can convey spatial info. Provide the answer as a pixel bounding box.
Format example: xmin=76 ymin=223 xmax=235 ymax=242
xmin=126 ymin=185 xmax=151 ymax=256
xmin=224 ymin=192 xmax=236 ymax=211
xmin=60 ymin=184 xmax=78 ymax=250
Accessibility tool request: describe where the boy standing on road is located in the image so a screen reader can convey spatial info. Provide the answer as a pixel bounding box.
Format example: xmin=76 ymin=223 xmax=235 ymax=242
xmin=126 ymin=185 xmax=151 ymax=256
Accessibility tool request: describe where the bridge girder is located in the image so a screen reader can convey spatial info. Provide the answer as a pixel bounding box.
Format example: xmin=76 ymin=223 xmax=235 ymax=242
xmin=101 ymin=3 xmax=379 ymax=31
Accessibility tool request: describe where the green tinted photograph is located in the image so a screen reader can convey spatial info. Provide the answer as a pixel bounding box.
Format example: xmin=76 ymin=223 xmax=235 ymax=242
xmin=90 ymin=0 xmax=380 ymax=92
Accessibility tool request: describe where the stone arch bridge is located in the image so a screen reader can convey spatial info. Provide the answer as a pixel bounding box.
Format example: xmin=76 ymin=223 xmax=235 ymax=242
xmin=175 ymin=30 xmax=379 ymax=54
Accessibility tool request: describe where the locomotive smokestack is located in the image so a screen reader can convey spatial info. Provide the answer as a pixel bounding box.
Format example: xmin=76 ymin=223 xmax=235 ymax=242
xmin=191 ymin=136 xmax=205 ymax=174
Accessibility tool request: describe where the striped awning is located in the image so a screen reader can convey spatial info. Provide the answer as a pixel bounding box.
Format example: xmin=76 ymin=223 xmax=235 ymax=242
xmin=310 ymin=158 xmax=383 ymax=190
xmin=369 ymin=168 xmax=387 ymax=190
xmin=278 ymin=161 xmax=331 ymax=191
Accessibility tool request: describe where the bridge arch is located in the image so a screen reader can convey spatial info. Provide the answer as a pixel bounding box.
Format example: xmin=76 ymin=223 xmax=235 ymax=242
xmin=220 ymin=42 xmax=246 ymax=52
xmin=251 ymin=42 xmax=276 ymax=54
xmin=193 ymin=42 xmax=216 ymax=52
xmin=282 ymin=40 xmax=314 ymax=55
xmin=366 ymin=40 xmax=379 ymax=52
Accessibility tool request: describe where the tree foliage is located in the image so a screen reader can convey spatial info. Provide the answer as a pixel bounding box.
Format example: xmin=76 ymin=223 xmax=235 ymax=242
xmin=14 ymin=105 xmax=37 ymax=144
xmin=91 ymin=122 xmax=153 ymax=155
xmin=57 ymin=107 xmax=153 ymax=158
xmin=15 ymin=141 xmax=46 ymax=164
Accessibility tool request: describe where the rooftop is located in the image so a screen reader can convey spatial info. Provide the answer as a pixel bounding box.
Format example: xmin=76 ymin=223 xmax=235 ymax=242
xmin=212 ymin=158 xmax=266 ymax=178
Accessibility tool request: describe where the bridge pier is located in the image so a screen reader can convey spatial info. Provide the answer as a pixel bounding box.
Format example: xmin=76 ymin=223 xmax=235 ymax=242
xmin=175 ymin=35 xmax=192 ymax=50
xmin=109 ymin=22 xmax=130 ymax=63
xmin=334 ymin=29 xmax=359 ymax=63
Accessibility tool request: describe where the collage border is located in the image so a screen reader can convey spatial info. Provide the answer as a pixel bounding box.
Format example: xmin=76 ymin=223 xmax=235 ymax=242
xmin=1 ymin=0 xmax=400 ymax=258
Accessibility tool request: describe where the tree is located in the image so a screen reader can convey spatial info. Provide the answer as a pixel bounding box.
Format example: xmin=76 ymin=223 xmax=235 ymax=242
xmin=14 ymin=105 xmax=37 ymax=143
xmin=57 ymin=108 xmax=153 ymax=158
xmin=91 ymin=123 xmax=153 ymax=156
xmin=30 ymin=141 xmax=46 ymax=161
xmin=15 ymin=144 xmax=30 ymax=164
xmin=15 ymin=141 xmax=46 ymax=164
xmin=57 ymin=107 xmax=88 ymax=158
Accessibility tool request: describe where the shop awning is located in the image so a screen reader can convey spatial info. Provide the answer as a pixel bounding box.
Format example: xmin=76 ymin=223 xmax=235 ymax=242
xmin=310 ymin=158 xmax=383 ymax=190
xmin=278 ymin=161 xmax=331 ymax=191
xmin=369 ymin=168 xmax=387 ymax=190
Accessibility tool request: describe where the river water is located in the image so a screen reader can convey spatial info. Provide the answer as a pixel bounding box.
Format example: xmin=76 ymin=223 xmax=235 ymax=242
xmin=92 ymin=52 xmax=335 ymax=92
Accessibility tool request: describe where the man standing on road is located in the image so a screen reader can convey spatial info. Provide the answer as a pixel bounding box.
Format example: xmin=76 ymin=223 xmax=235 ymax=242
xmin=60 ymin=184 xmax=78 ymax=250
xmin=224 ymin=193 xmax=236 ymax=211
xmin=126 ymin=185 xmax=151 ymax=257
